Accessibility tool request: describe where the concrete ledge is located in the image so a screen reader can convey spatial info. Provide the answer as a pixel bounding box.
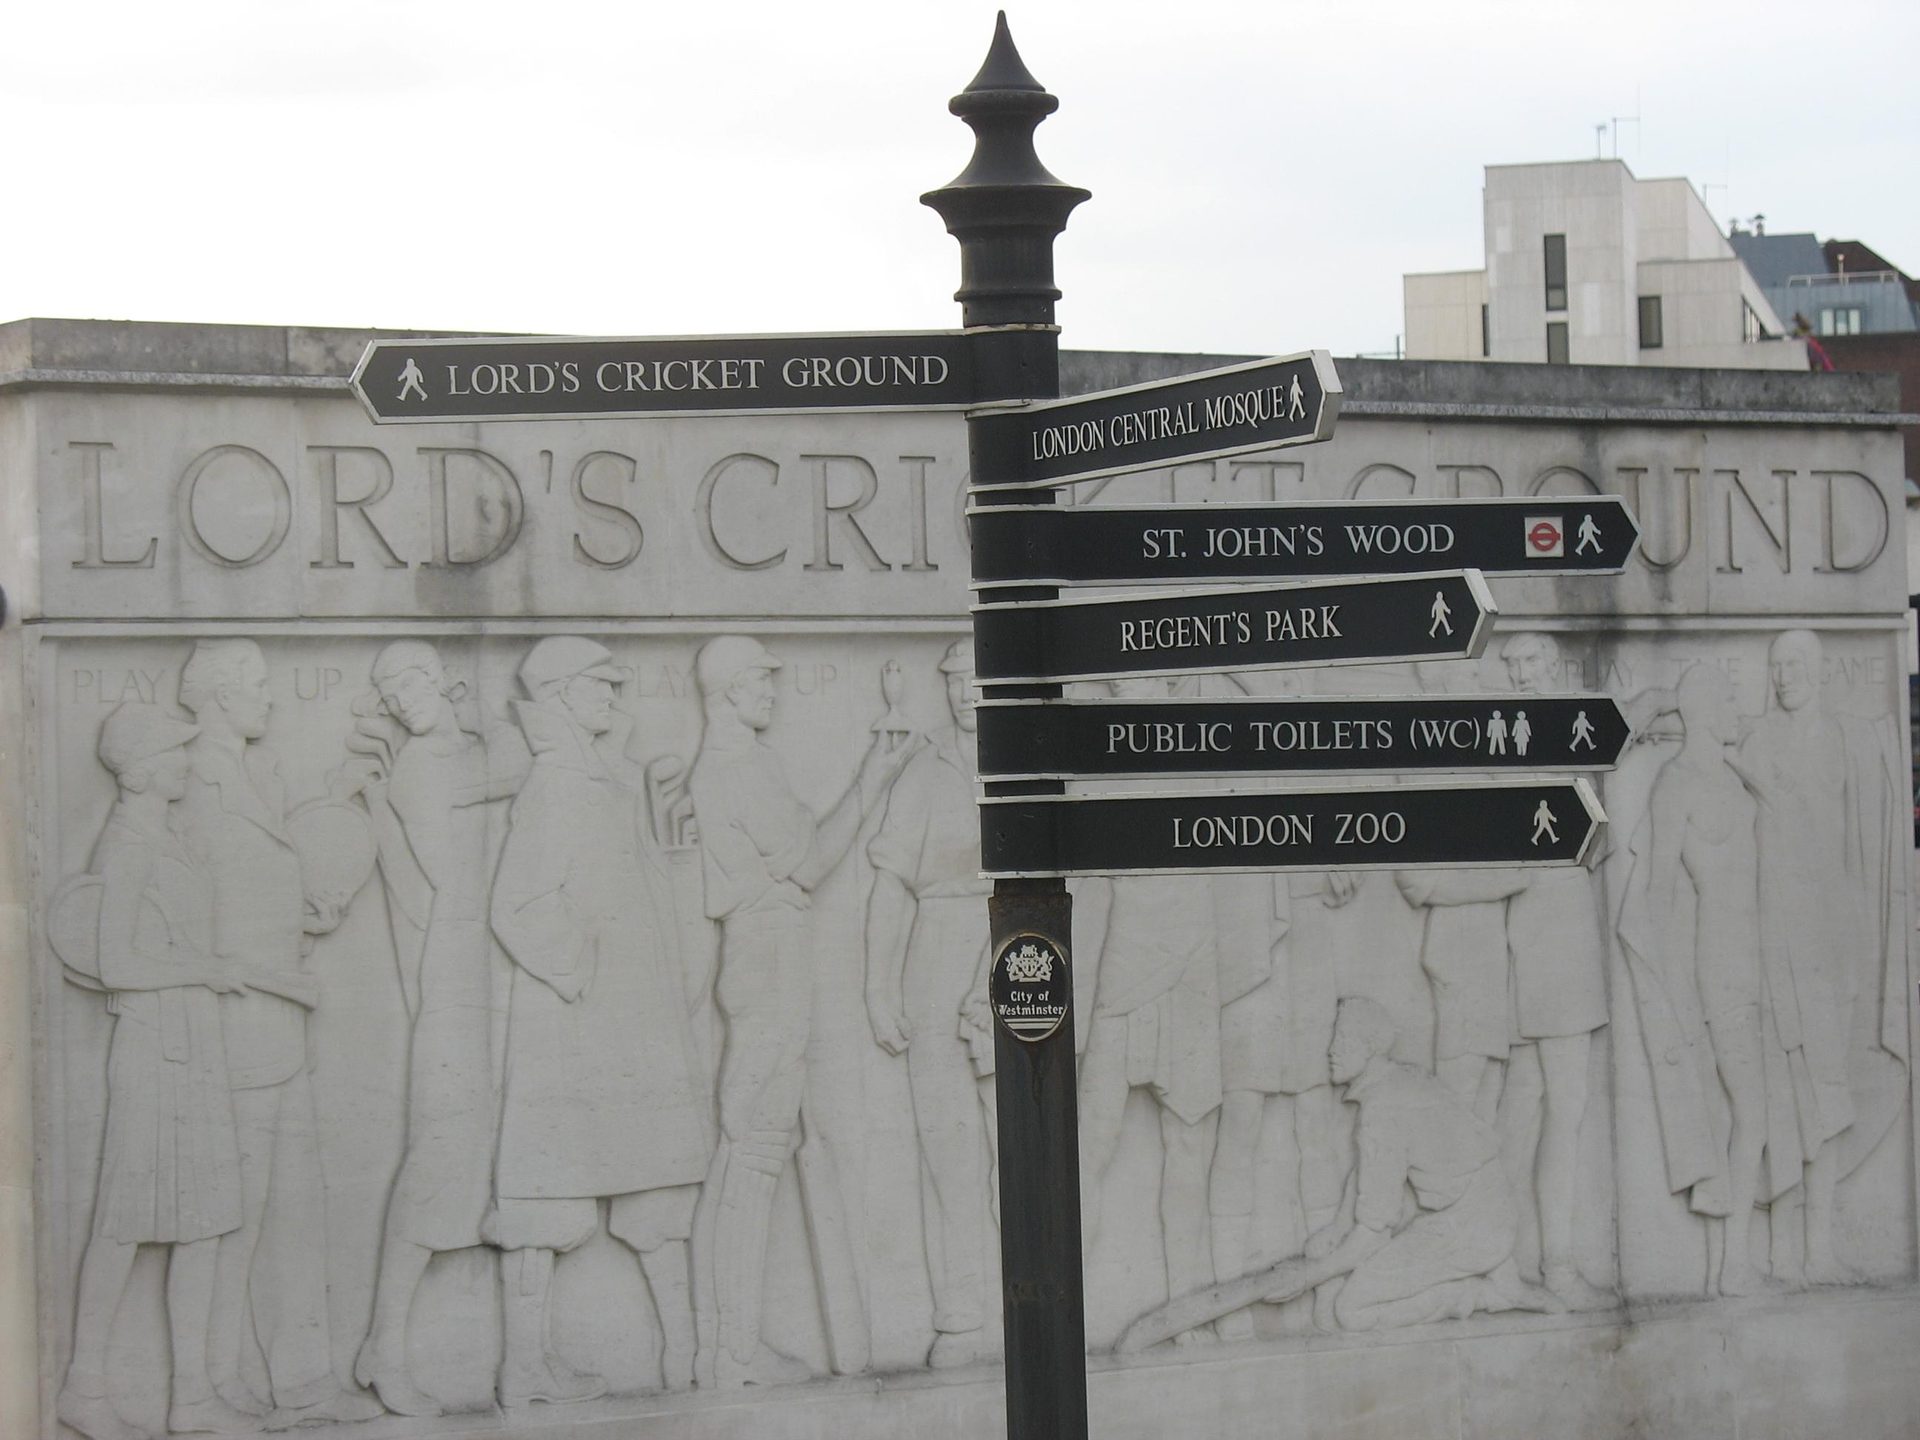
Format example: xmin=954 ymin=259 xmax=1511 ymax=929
xmin=1061 ymin=351 xmax=1907 ymax=421
xmin=267 ymin=1286 xmax=1920 ymax=1440
xmin=0 ymin=320 xmax=1905 ymax=423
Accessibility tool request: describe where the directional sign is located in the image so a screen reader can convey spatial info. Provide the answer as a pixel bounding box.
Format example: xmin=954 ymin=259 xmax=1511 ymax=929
xmin=351 ymin=330 xmax=979 ymax=423
xmin=968 ymin=496 xmax=1641 ymax=587
xmin=979 ymin=779 xmax=1605 ymax=878
xmin=971 ymin=571 xmax=1496 ymax=684
xmin=967 ymin=352 xmax=1341 ymax=491
xmin=976 ymin=694 xmax=1631 ymax=780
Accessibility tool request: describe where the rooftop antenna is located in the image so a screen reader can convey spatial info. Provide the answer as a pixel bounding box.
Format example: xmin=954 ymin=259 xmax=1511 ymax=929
xmin=1609 ymin=87 xmax=1641 ymax=158
xmin=1593 ymin=122 xmax=1606 ymax=159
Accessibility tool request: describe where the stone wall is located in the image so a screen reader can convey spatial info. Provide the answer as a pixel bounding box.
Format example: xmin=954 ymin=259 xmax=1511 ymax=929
xmin=3 ymin=321 xmax=1915 ymax=1438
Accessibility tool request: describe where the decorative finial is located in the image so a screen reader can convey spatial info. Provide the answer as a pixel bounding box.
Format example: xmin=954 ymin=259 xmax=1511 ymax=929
xmin=964 ymin=12 xmax=1046 ymax=94
xmin=922 ymin=13 xmax=1090 ymax=329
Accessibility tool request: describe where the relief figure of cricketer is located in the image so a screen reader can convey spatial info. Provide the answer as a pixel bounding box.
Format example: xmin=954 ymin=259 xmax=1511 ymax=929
xmin=489 ymin=637 xmax=713 ymax=1404
xmin=688 ymin=635 xmax=917 ymax=1388
xmin=864 ymin=639 xmax=997 ymax=1368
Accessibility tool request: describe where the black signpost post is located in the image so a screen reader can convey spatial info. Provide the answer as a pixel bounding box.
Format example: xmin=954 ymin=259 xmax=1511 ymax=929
xmin=923 ymin=18 xmax=1091 ymax=1440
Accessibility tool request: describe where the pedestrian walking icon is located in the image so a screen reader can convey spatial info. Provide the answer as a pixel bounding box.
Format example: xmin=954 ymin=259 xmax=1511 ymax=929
xmin=1569 ymin=710 xmax=1596 ymax=751
xmin=1575 ymin=513 xmax=1602 ymax=555
xmin=1429 ymin=591 xmax=1453 ymax=637
xmin=1487 ymin=709 xmax=1508 ymax=755
xmin=1287 ymin=373 xmax=1306 ymax=421
xmin=1512 ymin=710 xmax=1531 ymax=757
xmin=1530 ymin=800 xmax=1559 ymax=845
xmin=397 ymin=358 xmax=428 ymax=402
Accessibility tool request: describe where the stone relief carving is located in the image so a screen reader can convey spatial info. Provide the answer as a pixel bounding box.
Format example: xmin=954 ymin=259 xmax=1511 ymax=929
xmin=1622 ymin=629 xmax=1911 ymax=1289
xmin=172 ymin=640 xmax=384 ymax=1430
xmin=490 ymin=637 xmax=715 ymax=1405
xmin=1394 ymin=632 xmax=1614 ymax=1312
xmin=40 ymin=625 xmax=1913 ymax=1435
xmin=1617 ymin=664 xmax=1784 ymax=1296
xmin=1077 ymin=680 xmax=1232 ymax=1348
xmin=687 ymin=635 xmax=917 ymax=1389
xmin=341 ymin=641 xmax=527 ymax=1414
xmin=1211 ymin=871 xmax=1348 ymax=1341
xmin=53 ymin=704 xmax=243 ymax=1440
xmin=863 ymin=640 xmax=999 ymax=1368
xmin=1118 ymin=997 xmax=1551 ymax=1351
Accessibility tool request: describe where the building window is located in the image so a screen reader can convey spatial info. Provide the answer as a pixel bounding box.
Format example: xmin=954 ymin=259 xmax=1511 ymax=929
xmin=1820 ymin=307 xmax=1863 ymax=336
xmin=1544 ymin=234 xmax=1568 ymax=312
xmin=1638 ymin=296 xmax=1663 ymax=350
xmin=1743 ymin=302 xmax=1766 ymax=343
xmin=1480 ymin=303 xmax=1490 ymax=358
xmin=1546 ymin=322 xmax=1569 ymax=365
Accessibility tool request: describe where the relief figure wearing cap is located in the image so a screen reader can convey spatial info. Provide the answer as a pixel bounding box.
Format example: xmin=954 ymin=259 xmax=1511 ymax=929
xmin=54 ymin=704 xmax=244 ymax=1440
xmin=864 ymin=639 xmax=998 ymax=1368
xmin=336 ymin=641 xmax=531 ymax=1415
xmin=488 ymin=636 xmax=714 ymax=1404
xmin=172 ymin=640 xmax=383 ymax=1428
xmin=688 ymin=634 xmax=919 ymax=1388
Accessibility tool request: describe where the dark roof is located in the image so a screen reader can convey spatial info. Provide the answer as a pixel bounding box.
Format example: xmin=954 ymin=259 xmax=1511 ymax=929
xmin=1728 ymin=231 xmax=1828 ymax=289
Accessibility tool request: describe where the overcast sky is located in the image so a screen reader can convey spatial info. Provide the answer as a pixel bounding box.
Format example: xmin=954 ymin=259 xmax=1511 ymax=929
xmin=3 ymin=0 xmax=1913 ymax=358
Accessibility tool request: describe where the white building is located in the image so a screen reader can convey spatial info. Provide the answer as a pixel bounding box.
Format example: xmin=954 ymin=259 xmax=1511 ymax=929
xmin=1404 ymin=159 xmax=1807 ymax=370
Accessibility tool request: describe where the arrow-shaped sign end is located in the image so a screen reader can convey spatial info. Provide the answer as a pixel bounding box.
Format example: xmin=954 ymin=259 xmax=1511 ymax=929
xmin=1570 ymin=776 xmax=1609 ymax=865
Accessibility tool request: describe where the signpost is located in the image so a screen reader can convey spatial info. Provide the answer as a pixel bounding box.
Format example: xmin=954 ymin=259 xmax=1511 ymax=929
xmin=350 ymin=329 xmax=984 ymax=422
xmin=967 ymin=351 xmax=1341 ymax=491
xmin=343 ymin=17 xmax=1629 ymax=1439
xmin=975 ymin=694 xmax=1631 ymax=780
xmin=979 ymin=779 xmax=1606 ymax=878
xmin=972 ymin=571 xmax=1497 ymax=683
xmin=968 ymin=495 xmax=1642 ymax=586
xmin=924 ymin=20 xmax=1093 ymax=1440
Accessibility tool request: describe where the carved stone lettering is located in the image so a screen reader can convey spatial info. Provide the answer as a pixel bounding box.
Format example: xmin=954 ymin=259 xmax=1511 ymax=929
xmin=309 ymin=446 xmax=407 ymax=571
xmin=569 ymin=450 xmax=646 ymax=570
xmin=420 ymin=448 xmax=524 ymax=568
xmin=802 ymin=454 xmax=891 ymax=573
xmin=1816 ymin=469 xmax=1890 ymax=574
xmin=71 ymin=442 xmax=158 ymax=570
xmin=696 ymin=453 xmax=787 ymax=571
xmin=177 ymin=447 xmax=292 ymax=570
xmin=1717 ymin=469 xmax=1793 ymax=575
